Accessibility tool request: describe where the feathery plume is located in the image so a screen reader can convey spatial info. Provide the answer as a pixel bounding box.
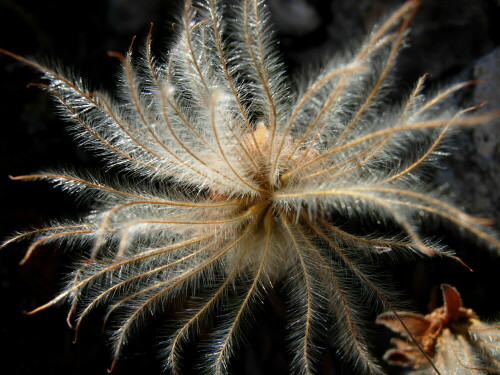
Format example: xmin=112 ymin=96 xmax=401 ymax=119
xmin=2 ymin=0 xmax=499 ymax=373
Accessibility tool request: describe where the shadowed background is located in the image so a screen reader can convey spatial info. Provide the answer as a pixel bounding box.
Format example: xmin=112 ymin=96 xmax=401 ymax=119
xmin=1 ymin=0 xmax=499 ymax=374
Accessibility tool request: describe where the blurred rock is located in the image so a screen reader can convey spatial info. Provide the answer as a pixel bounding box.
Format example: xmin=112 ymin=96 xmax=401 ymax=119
xmin=436 ymin=47 xmax=500 ymax=223
xmin=272 ymin=0 xmax=499 ymax=84
xmin=107 ymin=0 xmax=166 ymax=34
xmin=268 ymin=0 xmax=320 ymax=35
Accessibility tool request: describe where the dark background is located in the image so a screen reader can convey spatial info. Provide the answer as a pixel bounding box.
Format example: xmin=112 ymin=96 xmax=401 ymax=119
xmin=1 ymin=0 xmax=499 ymax=374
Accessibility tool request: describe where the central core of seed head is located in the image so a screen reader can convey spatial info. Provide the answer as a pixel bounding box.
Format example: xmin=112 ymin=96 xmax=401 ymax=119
xmin=210 ymin=122 xmax=316 ymax=215
xmin=243 ymin=123 xmax=317 ymax=192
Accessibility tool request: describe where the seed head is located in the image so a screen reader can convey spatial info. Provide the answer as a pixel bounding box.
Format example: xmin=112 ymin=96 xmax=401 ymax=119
xmin=2 ymin=0 xmax=500 ymax=374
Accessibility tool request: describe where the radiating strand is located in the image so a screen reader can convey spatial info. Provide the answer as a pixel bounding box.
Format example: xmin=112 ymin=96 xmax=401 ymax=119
xmin=0 ymin=51 xmax=179 ymax=175
xmin=274 ymin=22 xmax=401 ymax=176
xmin=19 ymin=229 xmax=97 ymax=266
xmin=253 ymin=0 xmax=279 ymax=161
xmin=399 ymin=73 xmax=428 ymax=121
xmin=156 ymin=64 xmax=248 ymax=191
xmin=66 ymin=238 xmax=218 ymax=326
xmin=476 ymin=341 xmax=500 ymax=351
xmin=279 ymin=212 xmax=315 ymax=374
xmin=380 ymin=124 xmax=450 ymax=185
xmin=87 ymin=91 xmax=181 ymax=169
xmin=109 ymin=263 xmax=211 ymax=368
xmin=297 ymin=138 xmax=384 ymax=181
xmin=307 ymin=216 xmax=442 ymax=374
xmin=282 ymin=49 xmax=393 ymax=173
xmin=157 ymin=88 xmax=235 ymax=187
xmin=182 ymin=0 xmax=210 ymax=93
xmin=453 ymin=334 xmax=477 ymax=372
xmin=207 ymin=0 xmax=263 ymax=157
xmin=66 ymin=211 xmax=212 ymax=325
xmin=26 ymin=75 xmax=180 ymax=176
xmin=243 ymin=0 xmax=278 ymax=165
xmin=306 ymin=189 xmax=477 ymax=269
xmin=0 ymin=50 xmax=106 ymax=122
xmin=301 ymin=136 xmax=390 ymax=182
xmin=270 ymin=65 xmax=363 ymax=180
xmin=359 ymin=1 xmax=419 ymax=60
xmin=409 ymin=81 xmax=480 ymax=121
xmin=74 ymin=236 xmax=222 ymax=339
xmin=145 ymin=27 xmax=232 ymax=168
xmin=111 ymin=215 xmax=260 ymax=362
xmin=275 ymin=190 xmax=435 ymax=256
xmin=378 ymin=105 xmax=483 ymax=185
xmin=219 ymin=112 xmax=264 ymax=177
xmin=159 ymin=82 xmax=220 ymax=156
xmin=282 ymin=110 xmax=500 ymax=181
xmin=168 ymin=236 xmax=254 ymax=374
xmin=295 ymin=215 xmax=381 ymax=373
xmin=103 ymin=216 xmax=258 ymax=327
xmin=91 ymin=198 xmax=241 ymax=258
xmin=187 ymin=5 xmax=263 ymax=178
xmin=209 ymin=91 xmax=267 ymax=194
xmin=277 ymin=1 xmax=419 ymax=175
xmin=26 ymin=233 xmax=215 ymax=315
xmin=317 ymin=218 xmax=410 ymax=249
xmin=1 ymin=224 xmax=91 ymax=250
xmin=36 ymin=84 xmax=176 ymax=175
xmin=193 ymin=3 xmax=264 ymax=178
xmin=117 ymin=44 xmax=181 ymax=156
xmin=375 ymin=196 xmax=500 ymax=249
xmin=352 ymin=187 xmax=494 ymax=226
xmin=93 ymin=212 xmax=200 ymax=261
xmin=331 ymin=1 xmax=419 ymax=148
xmin=108 ymin=49 xmax=184 ymax=159
xmin=114 ymin=201 xmax=264 ymax=257
xmin=325 ymin=138 xmax=390 ymax=180
xmin=10 ymin=174 xmax=153 ymax=200
xmin=159 ymin=40 xmax=232 ymax=160
xmin=283 ymin=73 xmax=350 ymax=169
xmin=213 ymin=211 xmax=272 ymax=374
xmin=473 ymin=338 xmax=500 ymax=368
